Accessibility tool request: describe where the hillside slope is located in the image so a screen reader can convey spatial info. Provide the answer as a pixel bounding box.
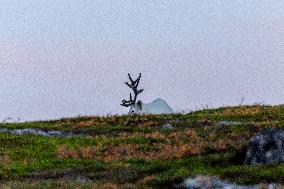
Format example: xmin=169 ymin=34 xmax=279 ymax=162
xmin=0 ymin=105 xmax=284 ymax=188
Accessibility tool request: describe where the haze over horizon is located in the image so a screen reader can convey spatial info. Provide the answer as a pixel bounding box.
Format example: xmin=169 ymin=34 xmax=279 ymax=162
xmin=1 ymin=1 xmax=284 ymax=121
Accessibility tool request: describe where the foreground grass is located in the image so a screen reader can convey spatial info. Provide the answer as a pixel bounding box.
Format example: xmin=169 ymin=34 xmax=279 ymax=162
xmin=0 ymin=105 xmax=284 ymax=188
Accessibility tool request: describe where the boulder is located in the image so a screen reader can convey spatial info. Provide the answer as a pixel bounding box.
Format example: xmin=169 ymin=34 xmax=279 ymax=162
xmin=244 ymin=128 xmax=284 ymax=165
xmin=175 ymin=175 xmax=280 ymax=189
xmin=161 ymin=123 xmax=174 ymax=129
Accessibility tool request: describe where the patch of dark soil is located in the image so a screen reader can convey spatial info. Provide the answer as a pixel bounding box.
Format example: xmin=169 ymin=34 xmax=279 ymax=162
xmin=231 ymin=149 xmax=248 ymax=165
xmin=24 ymin=167 xmax=98 ymax=180
xmin=17 ymin=166 xmax=144 ymax=185
xmin=90 ymin=166 xmax=143 ymax=184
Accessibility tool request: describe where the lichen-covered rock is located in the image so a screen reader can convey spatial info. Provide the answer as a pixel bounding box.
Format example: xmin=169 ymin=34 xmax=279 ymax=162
xmin=175 ymin=175 xmax=280 ymax=189
xmin=244 ymin=128 xmax=284 ymax=165
xmin=0 ymin=128 xmax=75 ymax=137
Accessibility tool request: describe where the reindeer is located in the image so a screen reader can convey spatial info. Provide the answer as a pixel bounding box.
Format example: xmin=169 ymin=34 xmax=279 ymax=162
xmin=120 ymin=73 xmax=174 ymax=115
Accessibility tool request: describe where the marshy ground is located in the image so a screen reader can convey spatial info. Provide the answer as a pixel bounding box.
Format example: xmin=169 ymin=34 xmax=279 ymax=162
xmin=0 ymin=105 xmax=284 ymax=188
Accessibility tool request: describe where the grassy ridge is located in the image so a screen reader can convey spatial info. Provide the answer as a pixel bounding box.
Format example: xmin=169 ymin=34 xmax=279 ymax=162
xmin=0 ymin=105 xmax=284 ymax=188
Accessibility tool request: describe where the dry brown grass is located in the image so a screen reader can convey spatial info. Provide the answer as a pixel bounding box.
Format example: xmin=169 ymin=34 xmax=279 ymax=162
xmin=74 ymin=120 xmax=96 ymax=128
xmin=55 ymin=126 xmax=248 ymax=162
xmin=144 ymin=132 xmax=167 ymax=140
xmin=58 ymin=114 xmax=169 ymax=129
xmin=100 ymin=144 xmax=138 ymax=161
xmin=80 ymin=147 xmax=96 ymax=159
xmin=98 ymin=141 xmax=207 ymax=161
xmin=139 ymin=121 xmax=159 ymax=127
xmin=210 ymin=132 xmax=249 ymax=152
xmin=55 ymin=145 xmax=79 ymax=159
xmin=155 ymin=143 xmax=205 ymax=159
xmin=222 ymin=106 xmax=262 ymax=116
xmin=0 ymin=155 xmax=11 ymax=164
xmin=184 ymin=129 xmax=199 ymax=139
xmin=212 ymin=139 xmax=227 ymax=151
xmin=167 ymin=129 xmax=199 ymax=142
xmin=55 ymin=145 xmax=97 ymax=160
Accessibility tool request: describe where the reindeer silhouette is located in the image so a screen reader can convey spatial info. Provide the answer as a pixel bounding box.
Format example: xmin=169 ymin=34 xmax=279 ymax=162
xmin=121 ymin=73 xmax=174 ymax=115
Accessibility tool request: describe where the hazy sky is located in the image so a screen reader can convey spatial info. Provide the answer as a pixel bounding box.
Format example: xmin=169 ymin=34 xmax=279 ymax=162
xmin=1 ymin=1 xmax=284 ymax=121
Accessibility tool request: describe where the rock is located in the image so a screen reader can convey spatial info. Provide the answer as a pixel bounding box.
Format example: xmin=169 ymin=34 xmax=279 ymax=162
xmin=180 ymin=175 xmax=235 ymax=189
xmin=175 ymin=175 xmax=280 ymax=189
xmin=0 ymin=128 xmax=75 ymax=137
xmin=63 ymin=174 xmax=92 ymax=184
xmin=244 ymin=128 xmax=284 ymax=165
xmin=75 ymin=175 xmax=93 ymax=184
xmin=218 ymin=121 xmax=242 ymax=126
xmin=161 ymin=123 xmax=174 ymax=129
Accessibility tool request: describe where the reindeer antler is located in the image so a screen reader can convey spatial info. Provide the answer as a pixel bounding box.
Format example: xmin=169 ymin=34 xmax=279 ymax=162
xmin=121 ymin=73 xmax=144 ymax=107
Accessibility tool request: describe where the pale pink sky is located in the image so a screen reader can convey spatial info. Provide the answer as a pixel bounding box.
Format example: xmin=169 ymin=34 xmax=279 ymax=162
xmin=1 ymin=1 xmax=284 ymax=121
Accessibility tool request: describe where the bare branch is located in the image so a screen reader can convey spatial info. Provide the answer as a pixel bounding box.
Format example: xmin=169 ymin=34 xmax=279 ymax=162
xmin=128 ymin=73 xmax=134 ymax=83
xmin=121 ymin=73 xmax=144 ymax=107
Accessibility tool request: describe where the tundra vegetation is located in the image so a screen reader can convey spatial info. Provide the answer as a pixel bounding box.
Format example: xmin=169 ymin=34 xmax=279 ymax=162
xmin=0 ymin=105 xmax=284 ymax=188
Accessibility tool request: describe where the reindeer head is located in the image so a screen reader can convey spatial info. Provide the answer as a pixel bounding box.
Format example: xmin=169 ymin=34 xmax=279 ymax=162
xmin=121 ymin=73 xmax=144 ymax=114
